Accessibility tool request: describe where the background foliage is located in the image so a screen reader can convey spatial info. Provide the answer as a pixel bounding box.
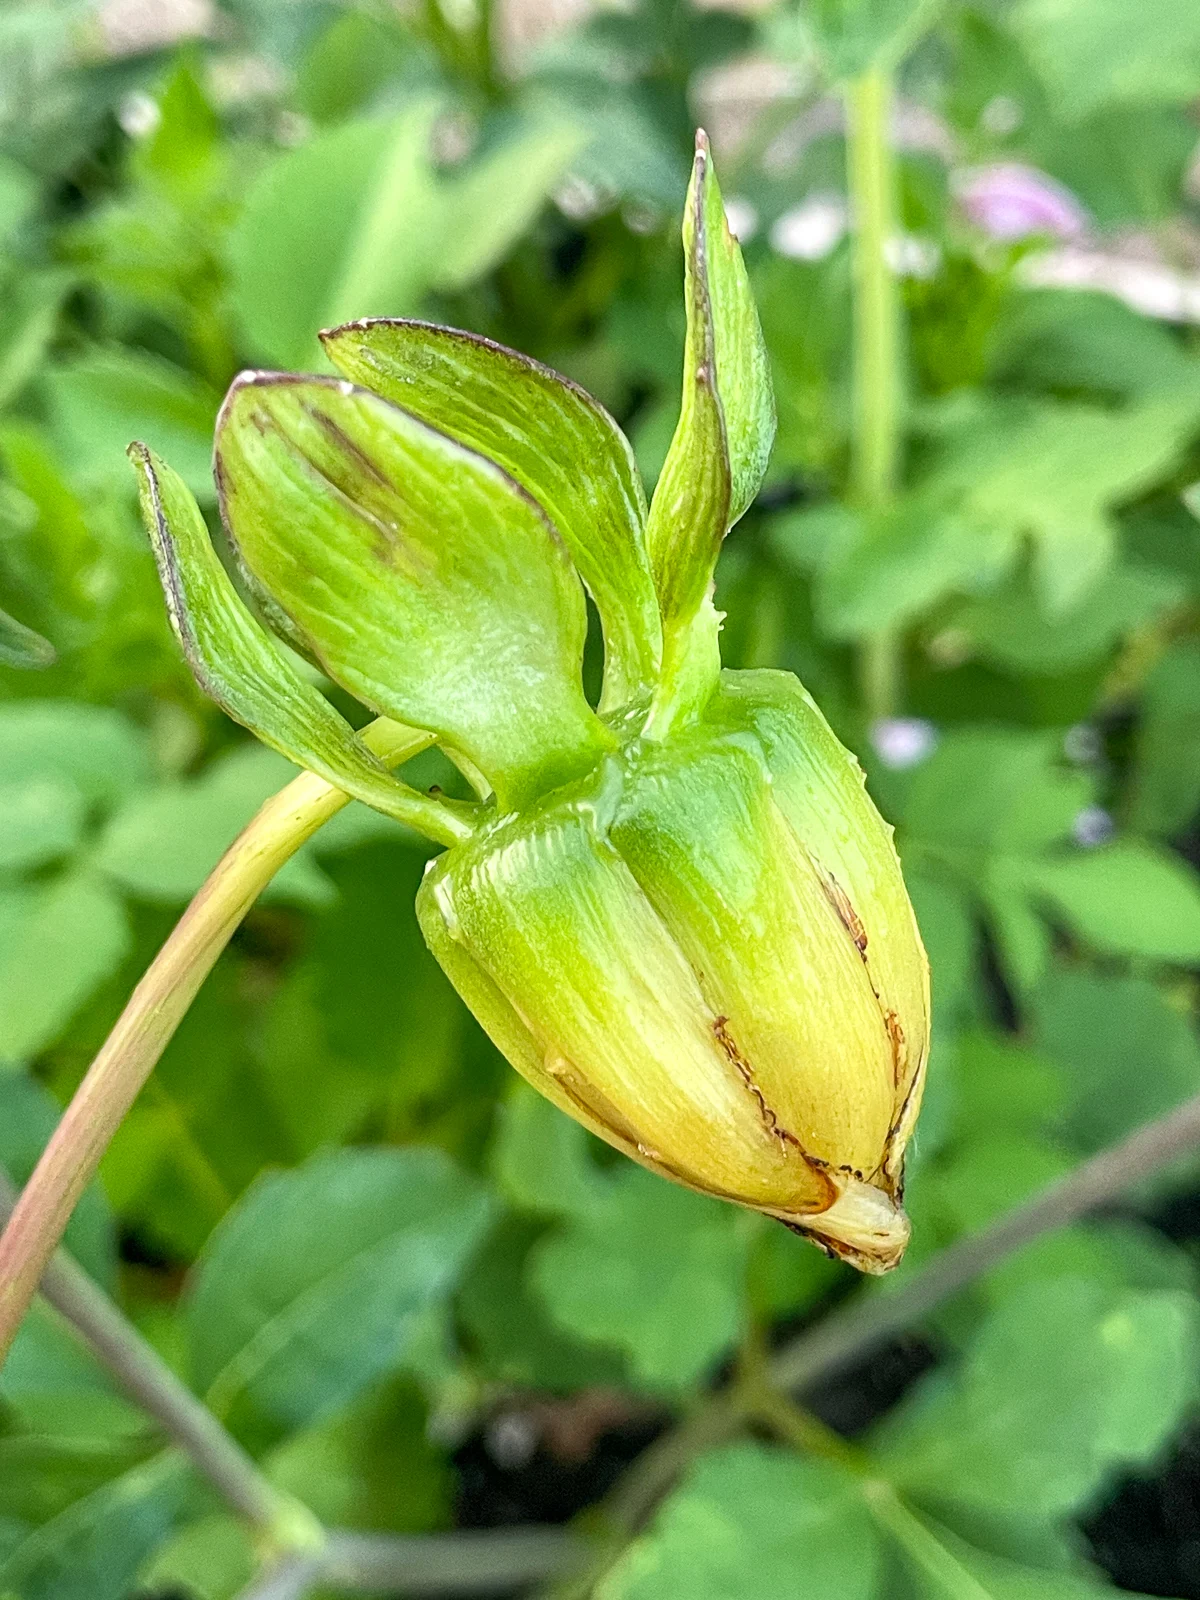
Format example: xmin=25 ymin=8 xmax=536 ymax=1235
xmin=5 ymin=0 xmax=1200 ymax=1595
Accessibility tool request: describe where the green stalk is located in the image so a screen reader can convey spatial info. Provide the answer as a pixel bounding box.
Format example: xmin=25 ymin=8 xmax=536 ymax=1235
xmin=846 ymin=65 xmax=903 ymax=721
xmin=0 ymin=719 xmax=432 ymax=1366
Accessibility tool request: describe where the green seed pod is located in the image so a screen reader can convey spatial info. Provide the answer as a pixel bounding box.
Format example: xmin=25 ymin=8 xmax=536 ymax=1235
xmin=130 ymin=132 xmax=929 ymax=1272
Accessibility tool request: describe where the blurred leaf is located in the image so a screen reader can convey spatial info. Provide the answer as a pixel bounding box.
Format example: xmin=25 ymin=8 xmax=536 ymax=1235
xmin=0 ymin=701 xmax=152 ymax=811
xmin=531 ymin=1166 xmax=747 ymax=1391
xmin=1029 ymin=841 xmax=1200 ymax=964
xmin=0 ymin=269 xmax=69 ymax=410
xmin=803 ymin=0 xmax=937 ymax=77
xmin=491 ymin=1081 xmax=607 ymax=1218
xmin=94 ymin=744 xmax=333 ymax=908
xmin=0 ymin=1303 xmax=143 ymax=1439
xmin=1130 ymin=641 xmax=1200 ymax=836
xmin=265 ymin=1375 xmax=451 ymax=1533
xmin=0 ymin=775 xmax=84 ymax=871
xmin=1009 ymin=0 xmax=1200 ymax=121
xmin=44 ymin=350 xmax=221 ymax=501
xmin=904 ymin=729 xmax=1089 ymax=856
xmin=877 ymin=1279 xmax=1197 ymax=1521
xmin=0 ymin=604 xmax=55 ymax=669
xmin=457 ymin=1215 xmax=631 ymax=1391
xmin=139 ymin=1513 xmax=254 ymax=1600
xmin=187 ymin=1146 xmax=493 ymax=1436
xmin=1034 ymin=972 xmax=1200 ymax=1156
xmin=599 ymin=1443 xmax=880 ymax=1599
xmin=0 ymin=873 xmax=129 ymax=1059
xmin=0 ymin=1449 xmax=188 ymax=1600
xmin=229 ymin=102 xmax=581 ymax=369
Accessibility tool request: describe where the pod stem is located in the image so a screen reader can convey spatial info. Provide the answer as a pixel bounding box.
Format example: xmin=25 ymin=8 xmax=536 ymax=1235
xmin=846 ymin=64 xmax=903 ymax=721
xmin=0 ymin=718 xmax=429 ymax=1366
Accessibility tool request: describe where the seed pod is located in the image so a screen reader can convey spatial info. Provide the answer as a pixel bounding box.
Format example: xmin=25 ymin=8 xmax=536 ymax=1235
xmin=132 ymin=132 xmax=929 ymax=1272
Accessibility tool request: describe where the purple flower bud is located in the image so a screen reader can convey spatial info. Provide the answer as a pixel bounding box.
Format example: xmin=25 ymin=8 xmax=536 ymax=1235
xmin=955 ymin=163 xmax=1088 ymax=243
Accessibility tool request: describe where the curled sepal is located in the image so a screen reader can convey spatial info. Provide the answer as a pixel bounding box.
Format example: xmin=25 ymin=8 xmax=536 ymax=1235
xmin=320 ymin=319 xmax=661 ymax=715
xmin=129 ymin=442 xmax=474 ymax=848
xmin=646 ymin=131 xmax=776 ymax=732
xmin=215 ymin=374 xmax=614 ymax=811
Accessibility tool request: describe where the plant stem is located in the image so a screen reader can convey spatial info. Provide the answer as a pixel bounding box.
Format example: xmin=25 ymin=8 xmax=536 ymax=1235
xmin=770 ymin=1087 xmax=1200 ymax=1394
xmin=0 ymin=1170 xmax=321 ymax=1551
xmin=846 ymin=64 xmax=903 ymax=721
xmin=0 ymin=719 xmax=431 ymax=1366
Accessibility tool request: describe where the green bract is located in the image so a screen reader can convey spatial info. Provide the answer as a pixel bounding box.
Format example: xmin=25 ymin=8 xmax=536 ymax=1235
xmin=130 ymin=133 xmax=929 ymax=1272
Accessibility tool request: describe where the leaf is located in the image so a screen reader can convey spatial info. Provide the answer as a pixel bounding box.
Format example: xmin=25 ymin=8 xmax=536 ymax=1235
xmin=903 ymin=729 xmax=1090 ymax=856
xmin=0 ymin=269 xmax=69 ymax=411
xmin=228 ymin=102 xmax=580 ymax=369
xmin=599 ymin=1443 xmax=880 ymax=1600
xmin=1009 ymin=0 xmax=1200 ymax=122
xmin=0 ymin=1450 xmax=188 ymax=1600
xmin=531 ymin=1166 xmax=748 ymax=1390
xmin=186 ymin=1146 xmax=493 ymax=1436
xmin=94 ymin=745 xmax=334 ymax=908
xmin=0 ymin=604 xmax=55 ymax=669
xmin=491 ymin=1080 xmax=608 ymax=1218
xmin=646 ymin=132 xmax=774 ymax=644
xmin=138 ymin=1513 xmax=254 ymax=1600
xmin=44 ymin=349 xmax=221 ymax=501
xmin=0 ymin=776 xmax=84 ymax=871
xmin=1033 ymin=972 xmax=1200 ymax=1157
xmin=0 ymin=701 xmax=152 ymax=812
xmin=320 ymin=318 xmax=661 ymax=711
xmin=1130 ymin=641 xmax=1200 ymax=835
xmin=1028 ymin=841 xmax=1200 ymax=964
xmin=0 ymin=874 xmax=129 ymax=1060
xmin=877 ymin=1279 xmax=1198 ymax=1521
xmin=128 ymin=444 xmax=453 ymax=840
xmin=877 ymin=1499 xmax=1158 ymax=1599
xmin=215 ymin=372 xmax=611 ymax=808
xmin=803 ymin=0 xmax=937 ymax=77
xmin=0 ymin=1303 xmax=143 ymax=1439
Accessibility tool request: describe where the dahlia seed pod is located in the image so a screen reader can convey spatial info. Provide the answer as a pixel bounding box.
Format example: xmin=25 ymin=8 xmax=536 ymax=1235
xmin=130 ymin=131 xmax=929 ymax=1272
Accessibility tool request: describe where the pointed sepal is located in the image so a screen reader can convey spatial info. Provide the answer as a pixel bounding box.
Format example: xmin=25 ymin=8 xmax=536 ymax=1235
xmin=214 ymin=373 xmax=615 ymax=810
xmin=645 ymin=131 xmax=776 ymax=730
xmin=129 ymin=442 xmax=474 ymax=847
xmin=321 ymin=319 xmax=661 ymax=714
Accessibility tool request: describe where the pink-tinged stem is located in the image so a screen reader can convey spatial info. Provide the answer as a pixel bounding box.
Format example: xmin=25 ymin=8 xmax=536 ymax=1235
xmin=0 ymin=719 xmax=432 ymax=1364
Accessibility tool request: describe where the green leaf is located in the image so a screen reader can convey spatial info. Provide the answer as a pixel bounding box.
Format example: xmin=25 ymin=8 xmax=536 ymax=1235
xmin=138 ymin=1513 xmax=254 ymax=1600
xmin=803 ymin=0 xmax=937 ymax=77
xmin=1033 ymin=972 xmax=1200 ymax=1157
xmin=44 ymin=349 xmax=220 ymax=501
xmin=0 ymin=702 xmax=152 ymax=812
xmin=877 ymin=1279 xmax=1197 ymax=1521
xmin=0 ymin=1450 xmax=188 ymax=1600
xmin=0 ymin=874 xmax=129 ymax=1059
xmin=1028 ymin=840 xmax=1200 ymax=964
xmin=530 ymin=1166 xmax=748 ymax=1391
xmin=0 ymin=776 xmax=83 ymax=871
xmin=215 ymin=372 xmax=612 ymax=807
xmin=646 ymin=133 xmax=774 ymax=639
xmin=1009 ymin=0 xmax=1200 ymax=122
xmin=320 ymin=318 xmax=661 ymax=712
xmin=903 ymin=729 xmax=1090 ymax=856
xmin=876 ymin=1499 xmax=1155 ymax=1599
xmin=94 ymin=745 xmax=334 ymax=908
xmin=491 ymin=1081 xmax=608 ymax=1219
xmin=228 ymin=102 xmax=580 ymax=369
xmin=0 ymin=1303 xmax=143 ymax=1439
xmin=0 ymin=269 xmax=69 ymax=411
xmin=187 ymin=1146 xmax=493 ymax=1436
xmin=0 ymin=604 xmax=55 ymax=669
xmin=128 ymin=444 xmax=459 ymax=843
xmin=1130 ymin=640 xmax=1200 ymax=835
xmin=599 ymin=1443 xmax=880 ymax=1600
